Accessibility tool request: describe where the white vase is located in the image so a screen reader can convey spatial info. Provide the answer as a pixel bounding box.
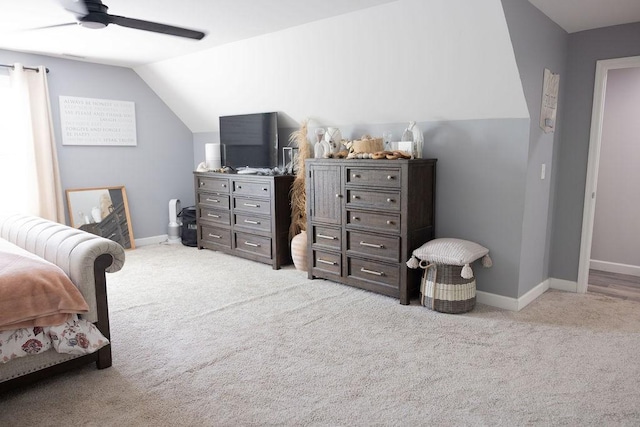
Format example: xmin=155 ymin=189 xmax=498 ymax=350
xmin=325 ymin=127 xmax=343 ymax=154
xmin=291 ymin=230 xmax=308 ymax=271
xmin=314 ymin=141 xmax=325 ymax=158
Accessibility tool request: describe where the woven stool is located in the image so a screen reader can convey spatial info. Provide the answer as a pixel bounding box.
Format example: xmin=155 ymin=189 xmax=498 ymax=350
xmin=421 ymin=263 xmax=476 ymax=313
xmin=407 ymin=238 xmax=492 ymax=313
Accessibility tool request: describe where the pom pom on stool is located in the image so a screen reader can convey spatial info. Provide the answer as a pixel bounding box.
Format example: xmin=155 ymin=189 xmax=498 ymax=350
xmin=482 ymin=254 xmax=493 ymax=268
xmin=406 ymin=255 xmax=420 ymax=269
xmin=461 ymin=263 xmax=474 ymax=279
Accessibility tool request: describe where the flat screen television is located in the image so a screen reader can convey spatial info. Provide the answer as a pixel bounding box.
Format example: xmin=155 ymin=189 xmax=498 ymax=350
xmin=219 ymin=112 xmax=279 ymax=169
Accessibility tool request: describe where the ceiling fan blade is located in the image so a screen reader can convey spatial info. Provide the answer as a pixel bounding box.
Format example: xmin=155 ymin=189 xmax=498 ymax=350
xmin=57 ymin=0 xmax=89 ymax=17
xmin=16 ymin=22 xmax=78 ymax=32
xmin=106 ymin=15 xmax=206 ymax=40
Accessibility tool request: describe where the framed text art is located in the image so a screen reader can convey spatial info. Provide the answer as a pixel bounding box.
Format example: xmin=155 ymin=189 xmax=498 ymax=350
xmin=59 ymin=96 xmax=137 ymax=146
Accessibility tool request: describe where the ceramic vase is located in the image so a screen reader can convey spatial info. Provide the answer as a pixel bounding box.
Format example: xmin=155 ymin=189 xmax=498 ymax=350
xmin=291 ymin=230 xmax=308 ymax=271
xmin=325 ymin=127 xmax=343 ymax=154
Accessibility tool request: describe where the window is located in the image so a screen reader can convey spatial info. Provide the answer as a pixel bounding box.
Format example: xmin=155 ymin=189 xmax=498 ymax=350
xmin=0 ymin=73 xmax=31 ymax=214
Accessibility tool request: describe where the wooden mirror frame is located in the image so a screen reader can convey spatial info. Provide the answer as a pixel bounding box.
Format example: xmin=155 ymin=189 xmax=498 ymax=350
xmin=65 ymin=185 xmax=135 ymax=249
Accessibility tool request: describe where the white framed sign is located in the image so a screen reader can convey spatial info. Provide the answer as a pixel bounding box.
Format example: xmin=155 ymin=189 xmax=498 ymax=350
xmin=59 ymin=96 xmax=137 ymax=146
xmin=540 ymin=68 xmax=560 ymax=134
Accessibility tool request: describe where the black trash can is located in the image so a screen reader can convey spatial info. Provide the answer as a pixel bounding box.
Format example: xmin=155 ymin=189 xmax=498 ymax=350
xmin=178 ymin=206 xmax=197 ymax=247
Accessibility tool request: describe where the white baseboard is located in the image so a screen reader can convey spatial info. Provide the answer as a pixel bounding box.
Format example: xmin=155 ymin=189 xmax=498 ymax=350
xmin=476 ymin=291 xmax=519 ymax=311
xmin=134 ymin=234 xmax=170 ymax=247
xmin=590 ymin=259 xmax=640 ymax=277
xmin=548 ymin=277 xmax=578 ymax=292
xmin=517 ymin=279 xmax=550 ymax=310
xmin=476 ymin=279 xmax=551 ymax=312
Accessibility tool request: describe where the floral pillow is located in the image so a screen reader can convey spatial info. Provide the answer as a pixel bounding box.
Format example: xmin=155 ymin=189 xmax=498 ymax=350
xmin=49 ymin=315 xmax=109 ymax=355
xmin=0 ymin=326 xmax=51 ymax=364
xmin=0 ymin=315 xmax=109 ymax=364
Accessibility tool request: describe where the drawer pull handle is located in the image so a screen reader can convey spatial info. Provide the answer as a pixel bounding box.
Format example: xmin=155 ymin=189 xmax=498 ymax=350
xmin=237 ymin=185 xmax=242 ymax=189
xmin=244 ymin=241 xmax=260 ymax=247
xmin=386 ymin=198 xmax=395 ymax=203
xmin=317 ymin=234 xmax=337 ymax=240
xmin=222 ymin=184 xmax=227 ymax=188
xmin=387 ymin=175 xmax=396 ymax=180
xmin=317 ymin=258 xmax=337 ymax=266
xmin=208 ymin=233 xmax=221 ymax=239
xmin=244 ymin=220 xmax=260 ymax=225
xmin=335 ymin=194 xmax=342 ymax=198
xmin=352 ymin=195 xmax=360 ymax=200
xmin=352 ymin=174 xmax=360 ymax=178
xmin=262 ymin=187 xmax=268 ymax=191
xmin=244 ymin=203 xmax=260 ymax=208
xmin=200 ymin=182 xmax=205 ymax=187
xmin=352 ymin=216 xmax=360 ymax=221
xmin=386 ymin=220 xmax=395 ymax=225
xmin=361 ymin=268 xmax=384 ymax=277
xmin=207 ymin=213 xmax=220 ymax=218
xmin=360 ymin=241 xmax=384 ymax=249
xmin=206 ymin=198 xmax=219 ymax=203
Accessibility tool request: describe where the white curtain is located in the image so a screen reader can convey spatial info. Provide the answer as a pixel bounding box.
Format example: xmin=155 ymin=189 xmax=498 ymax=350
xmin=0 ymin=63 xmax=64 ymax=221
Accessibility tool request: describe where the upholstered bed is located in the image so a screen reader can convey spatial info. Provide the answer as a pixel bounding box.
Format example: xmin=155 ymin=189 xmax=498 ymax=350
xmin=0 ymin=213 xmax=125 ymax=393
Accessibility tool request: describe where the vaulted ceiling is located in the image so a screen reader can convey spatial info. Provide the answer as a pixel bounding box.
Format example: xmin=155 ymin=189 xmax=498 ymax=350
xmin=0 ymin=0 xmax=638 ymax=68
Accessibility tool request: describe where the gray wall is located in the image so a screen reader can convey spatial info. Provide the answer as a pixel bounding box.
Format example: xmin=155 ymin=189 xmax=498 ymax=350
xmin=197 ymin=117 xmax=529 ymax=298
xmin=0 ymin=49 xmax=195 ymax=240
xmin=591 ymin=67 xmax=640 ymax=267
xmin=501 ymin=0 xmax=568 ymax=296
xmin=549 ymin=23 xmax=640 ymax=281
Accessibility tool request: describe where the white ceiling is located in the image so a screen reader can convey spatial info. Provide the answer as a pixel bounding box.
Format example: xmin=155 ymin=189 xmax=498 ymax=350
xmin=0 ymin=0 xmax=397 ymax=67
xmin=527 ymin=0 xmax=640 ymax=33
xmin=0 ymin=0 xmax=638 ymax=68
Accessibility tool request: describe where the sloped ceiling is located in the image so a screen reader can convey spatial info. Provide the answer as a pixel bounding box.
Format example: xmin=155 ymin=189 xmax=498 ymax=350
xmin=0 ymin=0 xmax=398 ymax=67
xmin=135 ymin=0 xmax=528 ymax=132
xmin=528 ymin=0 xmax=640 ymax=33
xmin=2 ymin=1 xmax=638 ymax=68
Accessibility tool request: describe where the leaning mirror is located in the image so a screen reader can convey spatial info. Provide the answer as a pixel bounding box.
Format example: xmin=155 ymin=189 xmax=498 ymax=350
xmin=66 ymin=186 xmax=135 ymax=249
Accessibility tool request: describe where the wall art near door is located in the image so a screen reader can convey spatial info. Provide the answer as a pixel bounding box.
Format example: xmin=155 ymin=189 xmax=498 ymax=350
xmin=59 ymin=96 xmax=137 ymax=146
xmin=66 ymin=186 xmax=135 ymax=249
xmin=540 ymin=68 xmax=560 ymax=133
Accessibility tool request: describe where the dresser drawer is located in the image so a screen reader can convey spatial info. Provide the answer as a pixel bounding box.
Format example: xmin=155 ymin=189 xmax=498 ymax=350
xmin=347 ymin=230 xmax=400 ymax=262
xmin=312 ymin=250 xmax=341 ymax=276
xmin=348 ymin=258 xmax=400 ymax=290
xmin=234 ymin=231 xmax=272 ymax=258
xmin=233 ymin=180 xmax=272 ymax=198
xmin=233 ymin=196 xmax=271 ymax=215
xmin=197 ymin=176 xmax=229 ymax=193
xmin=197 ymin=192 xmax=230 ymax=209
xmin=312 ymin=225 xmax=341 ymax=250
xmin=347 ymin=210 xmax=400 ymax=233
xmin=234 ymin=213 xmax=271 ymax=233
xmin=198 ymin=207 xmax=230 ymax=225
xmin=346 ymin=167 xmax=401 ymax=188
xmin=346 ymin=189 xmax=401 ymax=211
xmin=200 ymin=224 xmax=231 ymax=248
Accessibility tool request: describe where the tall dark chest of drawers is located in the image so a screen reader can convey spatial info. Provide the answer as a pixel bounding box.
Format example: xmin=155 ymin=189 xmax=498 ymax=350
xmin=194 ymin=172 xmax=294 ymax=269
xmin=305 ymin=159 xmax=436 ymax=304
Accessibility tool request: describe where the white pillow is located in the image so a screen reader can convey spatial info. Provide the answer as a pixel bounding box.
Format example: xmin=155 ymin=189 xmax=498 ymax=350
xmin=406 ymin=238 xmax=492 ymax=278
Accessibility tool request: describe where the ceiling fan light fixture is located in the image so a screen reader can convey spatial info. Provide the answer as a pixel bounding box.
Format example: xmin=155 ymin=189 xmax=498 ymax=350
xmin=79 ymin=21 xmax=106 ymax=29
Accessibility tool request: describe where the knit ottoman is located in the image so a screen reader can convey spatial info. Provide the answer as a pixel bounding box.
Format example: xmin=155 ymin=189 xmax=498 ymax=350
xmin=407 ymin=238 xmax=492 ymax=313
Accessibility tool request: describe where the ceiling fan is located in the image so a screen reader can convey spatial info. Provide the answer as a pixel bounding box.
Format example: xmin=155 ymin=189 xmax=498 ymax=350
xmin=43 ymin=0 xmax=206 ymax=40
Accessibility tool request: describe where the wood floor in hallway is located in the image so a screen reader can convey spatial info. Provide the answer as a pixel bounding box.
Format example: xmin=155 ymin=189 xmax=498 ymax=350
xmin=588 ymin=269 xmax=640 ymax=303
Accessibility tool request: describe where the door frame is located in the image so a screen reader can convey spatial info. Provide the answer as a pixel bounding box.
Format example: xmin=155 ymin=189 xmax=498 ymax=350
xmin=576 ymin=55 xmax=640 ymax=293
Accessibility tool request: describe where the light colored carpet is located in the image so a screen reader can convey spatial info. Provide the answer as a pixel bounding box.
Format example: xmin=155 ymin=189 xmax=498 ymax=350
xmin=2 ymin=244 xmax=640 ymax=426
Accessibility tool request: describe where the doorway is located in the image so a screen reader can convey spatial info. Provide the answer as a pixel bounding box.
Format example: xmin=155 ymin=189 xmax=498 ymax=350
xmin=577 ymin=55 xmax=640 ymax=294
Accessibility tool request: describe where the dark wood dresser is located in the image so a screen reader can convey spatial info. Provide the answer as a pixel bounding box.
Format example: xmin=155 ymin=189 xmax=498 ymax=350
xmin=194 ymin=172 xmax=294 ymax=269
xmin=305 ymin=158 xmax=436 ymax=304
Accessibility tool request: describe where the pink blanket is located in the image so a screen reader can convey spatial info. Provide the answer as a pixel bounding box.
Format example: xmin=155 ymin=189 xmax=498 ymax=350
xmin=0 ymin=242 xmax=89 ymax=331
